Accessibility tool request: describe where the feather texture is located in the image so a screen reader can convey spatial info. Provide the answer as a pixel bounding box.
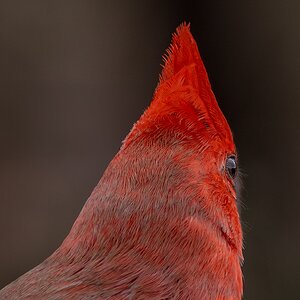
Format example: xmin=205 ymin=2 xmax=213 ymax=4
xmin=0 ymin=23 xmax=243 ymax=300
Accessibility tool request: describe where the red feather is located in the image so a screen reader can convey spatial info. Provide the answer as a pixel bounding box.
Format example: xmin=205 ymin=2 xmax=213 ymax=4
xmin=0 ymin=23 xmax=243 ymax=299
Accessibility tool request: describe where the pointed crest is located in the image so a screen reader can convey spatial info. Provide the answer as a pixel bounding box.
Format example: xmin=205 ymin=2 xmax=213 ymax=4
xmin=157 ymin=23 xmax=233 ymax=142
xmin=124 ymin=23 xmax=234 ymax=148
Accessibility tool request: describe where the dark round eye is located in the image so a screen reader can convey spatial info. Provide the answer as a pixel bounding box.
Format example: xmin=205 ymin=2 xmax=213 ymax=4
xmin=226 ymin=156 xmax=237 ymax=179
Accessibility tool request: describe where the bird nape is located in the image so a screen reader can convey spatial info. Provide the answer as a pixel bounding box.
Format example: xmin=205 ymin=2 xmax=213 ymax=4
xmin=0 ymin=23 xmax=243 ymax=300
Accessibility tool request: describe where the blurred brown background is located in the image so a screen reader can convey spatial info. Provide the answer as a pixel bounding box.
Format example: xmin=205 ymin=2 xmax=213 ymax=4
xmin=0 ymin=1 xmax=299 ymax=299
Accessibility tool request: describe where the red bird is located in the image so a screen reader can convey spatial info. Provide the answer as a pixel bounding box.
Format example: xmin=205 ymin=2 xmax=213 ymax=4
xmin=0 ymin=24 xmax=243 ymax=299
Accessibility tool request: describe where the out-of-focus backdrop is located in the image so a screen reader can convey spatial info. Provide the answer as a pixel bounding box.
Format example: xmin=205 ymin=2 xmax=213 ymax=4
xmin=0 ymin=1 xmax=299 ymax=299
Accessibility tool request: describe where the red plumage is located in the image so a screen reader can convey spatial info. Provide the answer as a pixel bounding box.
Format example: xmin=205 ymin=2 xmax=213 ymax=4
xmin=0 ymin=24 xmax=243 ymax=299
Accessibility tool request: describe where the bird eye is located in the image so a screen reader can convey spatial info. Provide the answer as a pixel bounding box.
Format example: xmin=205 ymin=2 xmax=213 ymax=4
xmin=226 ymin=156 xmax=237 ymax=179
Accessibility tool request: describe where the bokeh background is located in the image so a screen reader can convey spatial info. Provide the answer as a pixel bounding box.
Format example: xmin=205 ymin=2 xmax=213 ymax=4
xmin=0 ymin=1 xmax=299 ymax=299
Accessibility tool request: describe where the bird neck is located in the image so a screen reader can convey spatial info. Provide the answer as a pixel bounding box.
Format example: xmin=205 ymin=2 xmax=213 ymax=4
xmin=57 ymin=160 xmax=242 ymax=298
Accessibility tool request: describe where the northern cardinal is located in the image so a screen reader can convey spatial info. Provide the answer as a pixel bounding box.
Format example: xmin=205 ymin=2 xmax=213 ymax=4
xmin=0 ymin=23 xmax=243 ymax=299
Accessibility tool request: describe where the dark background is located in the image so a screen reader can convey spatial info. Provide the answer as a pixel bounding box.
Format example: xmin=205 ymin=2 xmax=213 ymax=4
xmin=0 ymin=1 xmax=299 ymax=299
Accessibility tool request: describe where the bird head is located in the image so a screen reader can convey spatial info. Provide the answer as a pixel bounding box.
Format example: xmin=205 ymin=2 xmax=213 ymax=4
xmin=121 ymin=23 xmax=243 ymax=255
xmin=62 ymin=23 xmax=243 ymax=299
